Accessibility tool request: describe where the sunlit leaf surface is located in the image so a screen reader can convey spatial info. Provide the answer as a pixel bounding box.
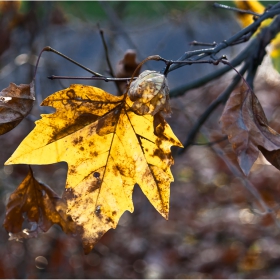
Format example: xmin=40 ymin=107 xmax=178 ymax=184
xmin=6 ymin=71 xmax=182 ymax=252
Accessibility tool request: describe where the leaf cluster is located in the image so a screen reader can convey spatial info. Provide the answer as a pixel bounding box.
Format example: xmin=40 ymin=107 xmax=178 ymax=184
xmin=1 ymin=0 xmax=280 ymax=254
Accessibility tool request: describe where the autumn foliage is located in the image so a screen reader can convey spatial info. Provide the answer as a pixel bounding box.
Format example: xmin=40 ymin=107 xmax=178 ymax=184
xmin=1 ymin=1 xmax=280 ymax=267
xmin=2 ymin=70 xmax=182 ymax=253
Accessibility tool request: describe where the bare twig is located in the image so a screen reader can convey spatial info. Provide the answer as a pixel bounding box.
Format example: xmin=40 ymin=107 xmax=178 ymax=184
xmin=189 ymin=41 xmax=217 ymax=47
xmin=178 ymin=104 xmax=279 ymax=227
xmin=98 ymin=25 xmax=123 ymax=94
xmin=47 ymin=56 xmax=227 ymax=83
xmin=170 ymin=12 xmax=280 ymax=98
xmin=48 ymin=75 xmax=135 ymax=82
xmin=43 ymin=46 xmax=103 ymax=77
xmin=178 ymin=62 xmax=249 ymax=155
xmin=246 ymin=15 xmax=280 ymax=89
xmin=213 ymin=2 xmax=262 ymax=17
xmin=98 ymin=26 xmax=116 ymax=78
xmin=169 ymin=39 xmax=258 ymax=98
xmin=165 ymin=3 xmax=280 ymax=74
xmin=98 ymin=1 xmax=147 ymax=63
xmin=212 ymin=143 xmax=280 ymax=228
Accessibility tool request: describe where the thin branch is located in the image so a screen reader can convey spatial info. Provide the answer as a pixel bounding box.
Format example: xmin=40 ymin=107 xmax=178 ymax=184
xmin=189 ymin=41 xmax=217 ymax=47
xmin=98 ymin=25 xmax=123 ymax=94
xmin=98 ymin=1 xmax=147 ymax=64
xmin=179 ymin=107 xmax=279 ymax=227
xmin=178 ymin=62 xmax=249 ymax=155
xmin=43 ymin=46 xmax=103 ymax=77
xmin=169 ymin=39 xmax=258 ymax=98
xmin=170 ymin=12 xmax=280 ymax=98
xmin=48 ymin=56 xmax=226 ymax=83
xmin=166 ymin=3 xmax=280 ymax=74
xmin=32 ymin=48 xmax=45 ymax=81
xmin=213 ymin=2 xmax=262 ymax=17
xmin=211 ymin=142 xmax=280 ymax=227
xmin=98 ymin=27 xmax=116 ymax=78
xmin=246 ymin=15 xmax=280 ymax=89
xmin=48 ymin=75 xmax=135 ymax=82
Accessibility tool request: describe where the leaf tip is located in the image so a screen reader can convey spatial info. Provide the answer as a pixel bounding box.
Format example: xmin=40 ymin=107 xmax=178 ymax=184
xmin=4 ymin=159 xmax=12 ymax=165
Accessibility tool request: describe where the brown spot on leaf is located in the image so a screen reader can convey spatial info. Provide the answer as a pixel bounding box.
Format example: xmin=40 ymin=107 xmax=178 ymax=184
xmin=52 ymin=113 xmax=98 ymax=142
xmin=153 ymin=148 xmax=165 ymax=160
xmin=66 ymin=89 xmax=76 ymax=99
xmin=106 ymin=217 xmax=113 ymax=224
xmin=72 ymin=136 xmax=83 ymax=145
xmin=96 ymin=109 xmax=120 ymax=136
xmin=91 ymin=151 xmax=98 ymax=157
xmin=69 ymin=168 xmax=76 ymax=175
xmin=87 ymin=183 xmax=100 ymax=193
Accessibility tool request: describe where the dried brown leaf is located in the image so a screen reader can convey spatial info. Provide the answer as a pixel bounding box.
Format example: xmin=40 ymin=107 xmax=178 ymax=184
xmin=116 ymin=49 xmax=141 ymax=93
xmin=220 ymin=84 xmax=280 ymax=175
xmin=0 ymin=81 xmax=35 ymax=135
xmin=3 ymin=167 xmax=74 ymax=238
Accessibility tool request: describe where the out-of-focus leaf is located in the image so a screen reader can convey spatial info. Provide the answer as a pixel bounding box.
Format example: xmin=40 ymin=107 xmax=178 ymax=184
xmin=234 ymin=1 xmax=267 ymax=28
xmin=3 ymin=167 xmax=74 ymax=239
xmin=5 ymin=71 xmax=182 ymax=253
xmin=0 ymin=1 xmax=21 ymax=14
xmin=0 ymin=1 xmax=21 ymax=56
xmin=269 ymin=33 xmax=280 ymax=73
xmin=115 ymin=49 xmax=141 ymax=94
xmin=234 ymin=1 xmax=280 ymax=73
xmin=220 ymin=84 xmax=280 ymax=175
xmin=0 ymin=81 xmax=35 ymax=135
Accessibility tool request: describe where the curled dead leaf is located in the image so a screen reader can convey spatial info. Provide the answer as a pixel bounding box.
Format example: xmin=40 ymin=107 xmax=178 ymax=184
xmin=3 ymin=166 xmax=75 ymax=239
xmin=128 ymin=70 xmax=171 ymax=116
xmin=0 ymin=81 xmax=35 ymax=135
xmin=220 ymin=83 xmax=280 ymax=175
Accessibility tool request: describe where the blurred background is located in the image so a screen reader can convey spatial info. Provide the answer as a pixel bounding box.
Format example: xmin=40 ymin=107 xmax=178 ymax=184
xmin=1 ymin=1 xmax=280 ymax=278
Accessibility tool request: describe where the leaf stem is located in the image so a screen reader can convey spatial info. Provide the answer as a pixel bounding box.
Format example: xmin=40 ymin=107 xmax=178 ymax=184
xmin=32 ymin=48 xmax=46 ymax=81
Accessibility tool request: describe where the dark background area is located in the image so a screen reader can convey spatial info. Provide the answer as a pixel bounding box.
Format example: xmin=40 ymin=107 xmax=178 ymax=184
xmin=1 ymin=1 xmax=280 ymax=278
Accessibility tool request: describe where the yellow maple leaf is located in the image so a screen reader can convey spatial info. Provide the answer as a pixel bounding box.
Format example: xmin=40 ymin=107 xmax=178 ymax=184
xmin=5 ymin=70 xmax=183 ymax=253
